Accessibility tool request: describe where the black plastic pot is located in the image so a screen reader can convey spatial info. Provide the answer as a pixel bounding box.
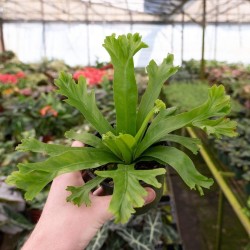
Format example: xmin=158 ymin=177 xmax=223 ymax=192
xmin=26 ymin=208 xmax=42 ymax=223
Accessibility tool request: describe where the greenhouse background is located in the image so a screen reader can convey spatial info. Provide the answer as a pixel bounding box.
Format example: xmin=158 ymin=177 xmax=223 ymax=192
xmin=2 ymin=0 xmax=250 ymax=66
xmin=0 ymin=0 xmax=250 ymax=249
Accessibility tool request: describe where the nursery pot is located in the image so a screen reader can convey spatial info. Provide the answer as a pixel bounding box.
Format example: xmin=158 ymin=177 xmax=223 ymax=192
xmin=27 ymin=208 xmax=42 ymax=223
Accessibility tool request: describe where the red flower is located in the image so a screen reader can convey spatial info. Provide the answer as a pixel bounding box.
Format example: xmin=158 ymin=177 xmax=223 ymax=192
xmin=73 ymin=67 xmax=106 ymax=86
xmin=0 ymin=74 xmax=18 ymax=84
xmin=40 ymin=105 xmax=58 ymax=117
xmin=0 ymin=72 xmax=25 ymax=85
xmin=15 ymin=71 xmax=26 ymax=78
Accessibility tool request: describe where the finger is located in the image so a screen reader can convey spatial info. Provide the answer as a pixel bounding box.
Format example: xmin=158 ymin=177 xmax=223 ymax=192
xmin=68 ymin=141 xmax=84 ymax=180
xmin=91 ymin=195 xmax=113 ymax=222
xmin=144 ymin=187 xmax=156 ymax=205
xmin=71 ymin=141 xmax=84 ymax=147
xmin=53 ymin=171 xmax=84 ymax=188
xmin=92 ymin=186 xmax=104 ymax=196
xmin=57 ymin=140 xmax=84 ymax=183
xmin=92 ymin=187 xmax=156 ymax=222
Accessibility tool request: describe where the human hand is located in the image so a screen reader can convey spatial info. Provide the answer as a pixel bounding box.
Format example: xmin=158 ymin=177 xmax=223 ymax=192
xmin=22 ymin=141 xmax=156 ymax=250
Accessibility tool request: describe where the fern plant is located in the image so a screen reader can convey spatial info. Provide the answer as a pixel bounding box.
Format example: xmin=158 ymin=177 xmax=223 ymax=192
xmin=6 ymin=33 xmax=237 ymax=223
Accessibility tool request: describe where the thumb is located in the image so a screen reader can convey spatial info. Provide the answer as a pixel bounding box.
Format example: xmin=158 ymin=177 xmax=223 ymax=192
xmin=144 ymin=187 xmax=156 ymax=205
xmin=92 ymin=187 xmax=156 ymax=223
xmin=91 ymin=195 xmax=114 ymax=222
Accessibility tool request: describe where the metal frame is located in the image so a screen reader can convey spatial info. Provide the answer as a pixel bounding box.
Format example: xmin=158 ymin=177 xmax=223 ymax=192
xmin=187 ymin=127 xmax=250 ymax=242
xmin=0 ymin=18 xmax=4 ymax=52
xmin=0 ymin=0 xmax=250 ymax=24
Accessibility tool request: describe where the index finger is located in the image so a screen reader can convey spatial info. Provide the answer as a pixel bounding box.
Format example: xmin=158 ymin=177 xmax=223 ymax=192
xmin=52 ymin=141 xmax=84 ymax=187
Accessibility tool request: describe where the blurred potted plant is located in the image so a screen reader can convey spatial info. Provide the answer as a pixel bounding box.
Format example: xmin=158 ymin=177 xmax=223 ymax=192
xmin=0 ymin=176 xmax=33 ymax=249
xmin=86 ymin=208 xmax=181 ymax=250
xmin=7 ymin=33 xmax=237 ymax=223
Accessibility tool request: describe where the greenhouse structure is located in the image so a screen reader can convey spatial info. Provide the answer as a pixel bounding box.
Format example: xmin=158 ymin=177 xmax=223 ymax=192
xmin=0 ymin=0 xmax=250 ymax=249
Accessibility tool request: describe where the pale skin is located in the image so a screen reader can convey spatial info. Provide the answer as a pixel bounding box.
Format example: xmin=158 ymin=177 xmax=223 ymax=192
xmin=22 ymin=141 xmax=156 ymax=250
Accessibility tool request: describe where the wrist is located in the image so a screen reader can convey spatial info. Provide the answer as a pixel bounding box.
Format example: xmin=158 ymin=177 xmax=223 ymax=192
xmin=22 ymin=219 xmax=89 ymax=250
